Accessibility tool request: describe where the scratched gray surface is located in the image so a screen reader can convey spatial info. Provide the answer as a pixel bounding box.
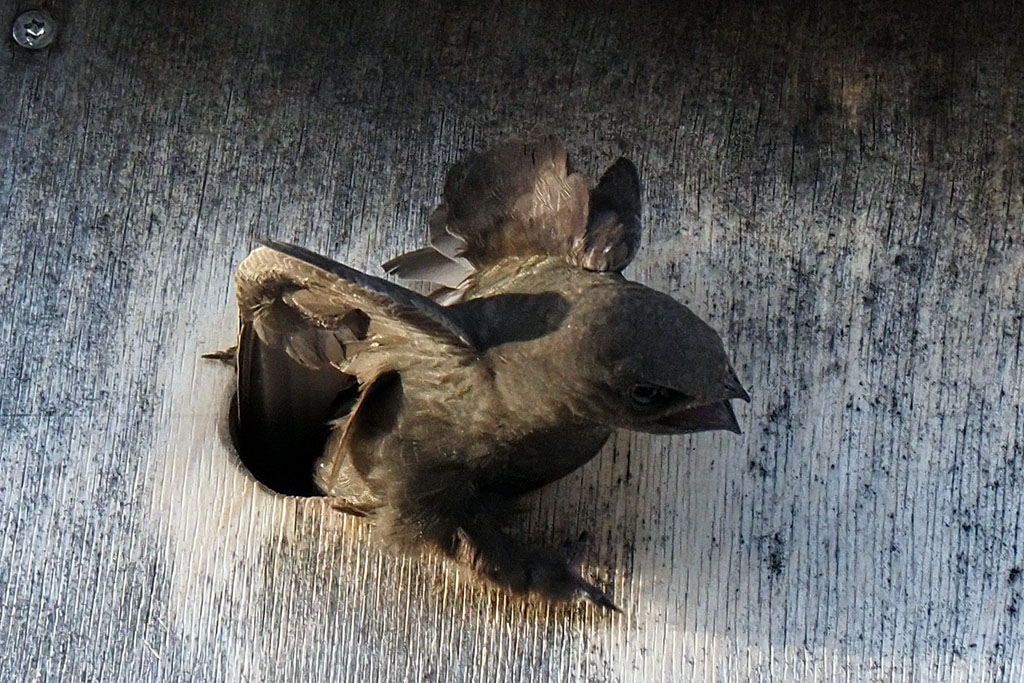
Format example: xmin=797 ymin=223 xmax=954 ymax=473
xmin=2 ymin=1 xmax=1023 ymax=681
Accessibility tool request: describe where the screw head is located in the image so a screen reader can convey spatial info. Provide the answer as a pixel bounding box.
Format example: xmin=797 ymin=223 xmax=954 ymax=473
xmin=12 ymin=9 xmax=57 ymax=50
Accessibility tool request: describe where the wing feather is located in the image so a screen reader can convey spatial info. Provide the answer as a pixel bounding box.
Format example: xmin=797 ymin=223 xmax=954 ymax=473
xmin=382 ymin=127 xmax=643 ymax=300
xmin=237 ymin=241 xmax=478 ymax=374
xmin=230 ymin=240 xmax=479 ymax=496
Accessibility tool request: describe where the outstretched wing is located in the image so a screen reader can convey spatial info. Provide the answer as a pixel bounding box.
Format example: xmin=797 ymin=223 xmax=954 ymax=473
xmin=237 ymin=240 xmax=477 ymax=374
xmin=383 ymin=127 xmax=643 ymax=300
xmin=230 ymin=241 xmax=478 ymax=496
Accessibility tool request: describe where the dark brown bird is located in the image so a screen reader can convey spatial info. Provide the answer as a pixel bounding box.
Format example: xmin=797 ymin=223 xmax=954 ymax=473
xmin=214 ymin=127 xmax=748 ymax=609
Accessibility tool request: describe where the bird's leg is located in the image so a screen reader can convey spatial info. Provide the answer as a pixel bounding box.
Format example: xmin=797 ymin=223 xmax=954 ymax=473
xmin=375 ymin=463 xmax=616 ymax=609
xmin=380 ymin=467 xmax=617 ymax=609
xmin=453 ymin=511 xmax=619 ymax=610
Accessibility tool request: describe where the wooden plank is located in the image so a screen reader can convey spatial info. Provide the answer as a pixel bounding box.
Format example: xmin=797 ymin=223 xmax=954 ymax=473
xmin=1 ymin=2 xmax=1022 ymax=681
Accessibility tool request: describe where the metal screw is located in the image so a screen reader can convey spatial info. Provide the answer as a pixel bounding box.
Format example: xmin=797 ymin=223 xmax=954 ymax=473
xmin=12 ymin=9 xmax=57 ymax=50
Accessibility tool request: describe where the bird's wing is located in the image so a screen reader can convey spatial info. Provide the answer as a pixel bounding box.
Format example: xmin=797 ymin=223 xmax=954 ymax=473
xmin=237 ymin=240 xmax=477 ymax=375
xmin=382 ymin=127 xmax=643 ymax=300
xmin=570 ymin=157 xmax=642 ymax=273
xmin=231 ymin=241 xmax=479 ymax=496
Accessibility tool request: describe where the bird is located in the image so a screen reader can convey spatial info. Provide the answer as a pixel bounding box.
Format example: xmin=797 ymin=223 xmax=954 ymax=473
xmin=210 ymin=127 xmax=749 ymax=610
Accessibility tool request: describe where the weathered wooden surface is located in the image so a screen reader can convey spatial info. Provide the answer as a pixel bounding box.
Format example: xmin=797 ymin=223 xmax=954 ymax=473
xmin=2 ymin=1 xmax=1022 ymax=680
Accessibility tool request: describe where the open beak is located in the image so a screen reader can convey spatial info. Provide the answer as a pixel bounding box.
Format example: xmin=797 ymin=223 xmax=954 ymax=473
xmin=650 ymin=371 xmax=749 ymax=435
xmin=656 ymin=400 xmax=742 ymax=434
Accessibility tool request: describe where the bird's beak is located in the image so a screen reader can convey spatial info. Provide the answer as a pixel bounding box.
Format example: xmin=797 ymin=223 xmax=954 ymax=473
xmin=723 ymin=368 xmax=750 ymax=403
xmin=656 ymin=400 xmax=742 ymax=434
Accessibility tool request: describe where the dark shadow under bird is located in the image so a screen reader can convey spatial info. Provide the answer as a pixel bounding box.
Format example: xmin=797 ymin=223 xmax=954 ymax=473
xmin=209 ymin=127 xmax=749 ymax=609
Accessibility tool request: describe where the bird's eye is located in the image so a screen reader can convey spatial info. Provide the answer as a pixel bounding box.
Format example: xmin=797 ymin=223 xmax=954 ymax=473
xmin=629 ymin=383 xmax=662 ymax=406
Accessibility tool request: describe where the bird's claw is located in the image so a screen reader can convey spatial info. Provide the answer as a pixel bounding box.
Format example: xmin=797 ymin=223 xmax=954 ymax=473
xmin=577 ymin=578 xmax=621 ymax=612
xmin=556 ymin=533 xmax=618 ymax=611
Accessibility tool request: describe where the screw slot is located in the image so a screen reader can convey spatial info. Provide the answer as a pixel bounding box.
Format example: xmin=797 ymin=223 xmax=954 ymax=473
xmin=12 ymin=10 xmax=57 ymax=50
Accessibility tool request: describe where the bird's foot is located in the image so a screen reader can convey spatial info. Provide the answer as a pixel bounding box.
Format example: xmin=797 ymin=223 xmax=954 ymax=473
xmin=459 ymin=527 xmax=619 ymax=611
xmin=557 ymin=532 xmax=620 ymax=611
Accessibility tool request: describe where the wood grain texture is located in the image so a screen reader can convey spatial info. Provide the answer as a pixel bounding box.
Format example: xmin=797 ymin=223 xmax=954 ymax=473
xmin=2 ymin=1 xmax=1022 ymax=680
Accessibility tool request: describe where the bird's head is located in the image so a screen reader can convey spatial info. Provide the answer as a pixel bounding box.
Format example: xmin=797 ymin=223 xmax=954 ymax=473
xmin=566 ymin=281 xmax=749 ymax=435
